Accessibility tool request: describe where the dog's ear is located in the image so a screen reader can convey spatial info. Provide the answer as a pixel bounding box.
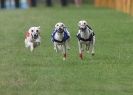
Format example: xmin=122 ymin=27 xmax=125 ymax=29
xmin=28 ymin=27 xmax=32 ymax=33
xmin=38 ymin=26 xmax=40 ymax=30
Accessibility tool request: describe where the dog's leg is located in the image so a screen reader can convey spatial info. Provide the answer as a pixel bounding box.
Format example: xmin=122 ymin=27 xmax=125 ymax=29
xmin=34 ymin=42 xmax=40 ymax=47
xmin=34 ymin=37 xmax=41 ymax=48
xmin=66 ymin=39 xmax=70 ymax=50
xmin=33 ymin=42 xmax=37 ymax=48
xmin=25 ymin=39 xmax=29 ymax=48
xmin=90 ymin=36 xmax=95 ymax=56
xmin=54 ymin=43 xmax=56 ymax=50
xmin=54 ymin=42 xmax=58 ymax=52
xmin=30 ymin=42 xmax=34 ymax=52
xmin=78 ymin=41 xmax=83 ymax=60
xmin=25 ymin=41 xmax=28 ymax=48
xmin=62 ymin=44 xmax=66 ymax=60
xmin=86 ymin=42 xmax=90 ymax=53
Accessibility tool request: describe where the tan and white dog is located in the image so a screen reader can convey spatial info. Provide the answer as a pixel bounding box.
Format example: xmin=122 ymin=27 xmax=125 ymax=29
xmin=77 ymin=20 xmax=95 ymax=60
xmin=51 ymin=22 xmax=70 ymax=60
xmin=24 ymin=26 xmax=41 ymax=52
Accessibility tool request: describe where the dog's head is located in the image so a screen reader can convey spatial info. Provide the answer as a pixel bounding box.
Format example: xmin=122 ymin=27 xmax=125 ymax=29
xmin=78 ymin=20 xmax=88 ymax=31
xmin=28 ymin=26 xmax=40 ymax=39
xmin=55 ymin=22 xmax=65 ymax=33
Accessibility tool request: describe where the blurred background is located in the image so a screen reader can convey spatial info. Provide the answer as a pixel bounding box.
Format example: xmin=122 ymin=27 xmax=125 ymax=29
xmin=0 ymin=0 xmax=93 ymax=9
xmin=0 ymin=1 xmax=133 ymax=95
xmin=0 ymin=0 xmax=133 ymax=15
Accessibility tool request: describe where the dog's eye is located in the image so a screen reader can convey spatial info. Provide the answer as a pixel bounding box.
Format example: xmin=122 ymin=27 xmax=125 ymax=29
xmin=36 ymin=30 xmax=39 ymax=32
xmin=31 ymin=30 xmax=34 ymax=32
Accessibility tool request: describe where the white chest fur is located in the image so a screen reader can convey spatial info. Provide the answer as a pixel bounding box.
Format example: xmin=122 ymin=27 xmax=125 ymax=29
xmin=54 ymin=32 xmax=64 ymax=41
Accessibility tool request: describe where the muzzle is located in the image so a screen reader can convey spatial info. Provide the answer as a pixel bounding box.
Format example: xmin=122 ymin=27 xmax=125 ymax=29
xmin=80 ymin=28 xmax=86 ymax=31
xmin=33 ymin=34 xmax=38 ymax=39
xmin=57 ymin=28 xmax=64 ymax=33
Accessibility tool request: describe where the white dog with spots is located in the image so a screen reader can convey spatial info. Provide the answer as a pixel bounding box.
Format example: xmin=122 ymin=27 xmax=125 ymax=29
xmin=24 ymin=26 xmax=41 ymax=52
xmin=51 ymin=22 xmax=70 ymax=60
xmin=76 ymin=20 xmax=95 ymax=60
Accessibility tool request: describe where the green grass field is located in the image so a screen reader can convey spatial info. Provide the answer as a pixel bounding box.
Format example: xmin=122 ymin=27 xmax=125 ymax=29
xmin=0 ymin=5 xmax=133 ymax=95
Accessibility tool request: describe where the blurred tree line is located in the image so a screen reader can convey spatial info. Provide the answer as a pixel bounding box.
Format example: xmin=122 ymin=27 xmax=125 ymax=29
xmin=0 ymin=0 xmax=94 ymax=9
xmin=38 ymin=0 xmax=94 ymax=4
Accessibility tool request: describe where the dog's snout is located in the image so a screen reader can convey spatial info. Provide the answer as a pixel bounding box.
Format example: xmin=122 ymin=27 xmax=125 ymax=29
xmin=34 ymin=34 xmax=38 ymax=39
xmin=80 ymin=27 xmax=86 ymax=31
xmin=58 ymin=28 xmax=64 ymax=33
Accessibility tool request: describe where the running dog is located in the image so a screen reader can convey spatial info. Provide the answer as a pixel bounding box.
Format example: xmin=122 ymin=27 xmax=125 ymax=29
xmin=24 ymin=26 xmax=41 ymax=52
xmin=76 ymin=20 xmax=95 ymax=60
xmin=51 ymin=22 xmax=70 ymax=60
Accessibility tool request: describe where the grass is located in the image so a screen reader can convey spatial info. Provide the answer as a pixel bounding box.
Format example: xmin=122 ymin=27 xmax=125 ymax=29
xmin=0 ymin=5 xmax=133 ymax=95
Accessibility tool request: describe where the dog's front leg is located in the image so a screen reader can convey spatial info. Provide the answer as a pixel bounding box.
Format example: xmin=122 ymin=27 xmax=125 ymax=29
xmin=86 ymin=42 xmax=90 ymax=53
xmin=66 ymin=39 xmax=70 ymax=50
xmin=24 ymin=39 xmax=29 ymax=48
xmin=78 ymin=41 xmax=83 ymax=60
xmin=90 ymin=36 xmax=95 ymax=56
xmin=62 ymin=44 xmax=66 ymax=60
xmin=29 ymin=42 xmax=34 ymax=52
xmin=54 ymin=42 xmax=58 ymax=52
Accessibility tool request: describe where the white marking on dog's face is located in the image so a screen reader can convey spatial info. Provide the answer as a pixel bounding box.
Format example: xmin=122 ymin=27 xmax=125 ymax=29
xmin=78 ymin=20 xmax=88 ymax=31
xmin=29 ymin=26 xmax=40 ymax=39
xmin=55 ymin=22 xmax=65 ymax=33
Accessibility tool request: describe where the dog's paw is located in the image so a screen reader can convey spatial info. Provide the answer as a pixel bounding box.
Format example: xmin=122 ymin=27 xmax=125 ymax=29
xmin=87 ymin=50 xmax=89 ymax=54
xmin=30 ymin=47 xmax=34 ymax=52
xmin=67 ymin=47 xmax=70 ymax=50
xmin=91 ymin=53 xmax=95 ymax=56
xmin=54 ymin=47 xmax=58 ymax=52
xmin=81 ymin=48 xmax=84 ymax=52
xmin=54 ymin=47 xmax=56 ymax=50
xmin=63 ymin=57 xmax=66 ymax=61
xmin=30 ymin=50 xmax=34 ymax=52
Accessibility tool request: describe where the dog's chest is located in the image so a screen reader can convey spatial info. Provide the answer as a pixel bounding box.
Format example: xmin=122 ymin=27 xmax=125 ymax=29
xmin=54 ymin=33 xmax=64 ymax=41
xmin=80 ymin=31 xmax=90 ymax=39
